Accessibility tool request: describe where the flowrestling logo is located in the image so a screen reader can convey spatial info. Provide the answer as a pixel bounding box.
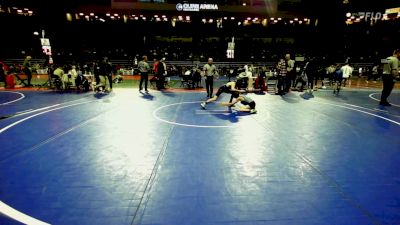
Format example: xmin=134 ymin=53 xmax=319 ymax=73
xmin=347 ymin=12 xmax=384 ymax=21
xmin=176 ymin=3 xmax=218 ymax=12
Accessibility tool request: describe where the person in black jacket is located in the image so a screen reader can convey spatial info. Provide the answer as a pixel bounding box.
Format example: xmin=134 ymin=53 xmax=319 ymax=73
xmin=156 ymin=58 xmax=167 ymax=90
xmin=98 ymin=57 xmax=113 ymax=91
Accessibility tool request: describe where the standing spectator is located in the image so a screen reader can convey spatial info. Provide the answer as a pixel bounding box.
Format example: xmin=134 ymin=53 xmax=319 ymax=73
xmin=93 ymin=61 xmax=100 ymax=86
xmin=68 ymin=65 xmax=78 ymax=86
xmin=371 ymin=64 xmax=379 ymax=82
xmin=0 ymin=61 xmax=7 ymax=83
xmin=300 ymin=57 xmax=316 ymax=93
xmin=138 ymin=55 xmax=150 ymax=92
xmin=276 ymin=58 xmax=287 ymax=95
xmin=203 ymin=58 xmax=218 ymax=98
xmin=152 ymin=58 xmax=159 ymax=75
xmin=358 ymin=67 xmax=363 ymax=77
xmin=23 ymin=56 xmax=32 ymax=86
xmin=341 ymin=63 xmax=353 ymax=87
xmin=324 ymin=64 xmax=336 ymax=89
xmin=380 ymin=49 xmax=400 ymax=106
xmin=285 ymin=54 xmax=295 ymax=91
xmin=98 ymin=57 xmax=112 ymax=91
xmin=156 ymin=57 xmax=167 ymax=90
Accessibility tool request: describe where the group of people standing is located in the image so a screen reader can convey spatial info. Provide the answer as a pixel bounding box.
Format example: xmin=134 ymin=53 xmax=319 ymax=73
xmin=137 ymin=56 xmax=167 ymax=91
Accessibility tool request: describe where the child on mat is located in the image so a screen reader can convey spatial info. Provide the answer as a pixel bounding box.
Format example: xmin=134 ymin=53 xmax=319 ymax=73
xmin=219 ymin=95 xmax=257 ymax=114
xmin=200 ymin=81 xmax=244 ymax=109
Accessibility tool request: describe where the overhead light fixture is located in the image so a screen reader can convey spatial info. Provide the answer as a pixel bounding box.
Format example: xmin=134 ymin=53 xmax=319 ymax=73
xmin=110 ymin=16 xmax=115 ymax=19
xmin=346 ymin=12 xmax=351 ymax=17
xmin=162 ymin=15 xmax=166 ymax=18
xmin=224 ymin=17 xmax=227 ymax=20
xmin=114 ymin=13 xmax=118 ymax=16
xmin=350 ymin=16 xmax=355 ymax=19
xmin=66 ymin=13 xmax=73 ymax=21
xmin=231 ymin=17 xmax=235 ymax=20
xmin=106 ymin=13 xmax=110 ymax=16
xmin=299 ymin=20 xmax=303 ymax=24
xmin=294 ymin=18 xmax=298 ymax=21
xmin=289 ymin=20 xmax=293 ymax=23
xmin=242 ymin=3 xmax=246 ymax=6
xmin=33 ymin=31 xmax=39 ymax=36
xmin=100 ymin=18 xmax=105 ymax=22
xmin=270 ymin=17 xmax=274 ymax=20
xmin=79 ymin=13 xmax=84 ymax=16
xmin=154 ymin=15 xmax=158 ymax=17
xmin=278 ymin=18 xmax=282 ymax=20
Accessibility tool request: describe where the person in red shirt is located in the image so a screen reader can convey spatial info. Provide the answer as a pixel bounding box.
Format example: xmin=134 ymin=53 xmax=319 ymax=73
xmin=152 ymin=58 xmax=158 ymax=75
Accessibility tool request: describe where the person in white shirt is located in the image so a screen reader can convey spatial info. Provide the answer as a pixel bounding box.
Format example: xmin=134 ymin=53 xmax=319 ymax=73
xmin=67 ymin=65 xmax=78 ymax=86
xmin=285 ymin=54 xmax=295 ymax=92
xmin=340 ymin=63 xmax=353 ymax=87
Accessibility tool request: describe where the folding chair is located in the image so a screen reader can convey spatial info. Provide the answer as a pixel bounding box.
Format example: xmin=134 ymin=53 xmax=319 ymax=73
xmin=13 ymin=73 xmax=28 ymax=86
